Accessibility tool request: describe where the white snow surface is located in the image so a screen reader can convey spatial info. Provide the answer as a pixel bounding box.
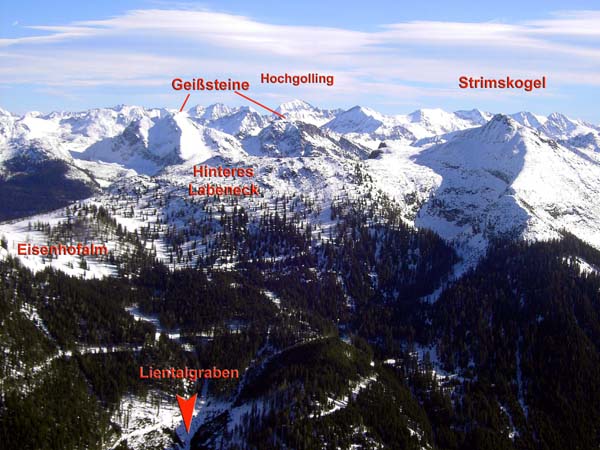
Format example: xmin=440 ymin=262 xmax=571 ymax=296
xmin=3 ymin=103 xmax=600 ymax=272
xmin=0 ymin=209 xmax=117 ymax=279
xmin=276 ymin=99 xmax=338 ymax=126
xmin=109 ymin=390 xmax=182 ymax=450
xmin=367 ymin=114 xmax=600 ymax=264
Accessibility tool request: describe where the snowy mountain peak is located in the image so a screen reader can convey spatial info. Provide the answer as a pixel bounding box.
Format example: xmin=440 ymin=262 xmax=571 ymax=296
xmin=509 ymin=111 xmax=547 ymax=129
xmin=454 ymin=109 xmax=493 ymax=125
xmin=109 ymin=104 xmax=146 ymax=116
xmin=324 ymin=106 xmax=385 ymax=133
xmin=547 ymin=111 xmax=572 ymax=123
xmin=475 ymin=114 xmax=522 ymax=142
xmin=78 ymin=113 xmax=214 ymax=174
xmin=350 ymin=105 xmax=382 ymax=118
xmin=392 ymin=108 xmax=479 ymax=140
xmin=189 ymin=103 xmax=233 ymax=121
xmin=242 ymin=117 xmax=356 ymax=158
xmin=406 ymin=109 xmax=600 ymax=260
xmin=407 ymin=108 xmax=449 ymax=122
xmin=202 ymin=103 xmax=233 ymax=121
xmin=277 ymin=99 xmax=314 ymax=113
xmin=276 ymin=99 xmax=337 ymax=126
xmin=187 ymin=104 xmax=205 ymax=117
xmin=23 ymin=111 xmax=44 ymax=119
xmin=207 ymin=106 xmax=268 ymax=137
xmin=539 ymin=112 xmax=596 ymax=140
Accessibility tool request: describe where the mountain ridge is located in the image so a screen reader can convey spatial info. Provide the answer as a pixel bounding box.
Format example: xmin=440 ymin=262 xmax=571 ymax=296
xmin=2 ymin=103 xmax=600 ymax=267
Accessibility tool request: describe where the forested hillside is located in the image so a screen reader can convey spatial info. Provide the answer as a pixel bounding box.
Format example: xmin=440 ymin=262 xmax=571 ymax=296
xmin=2 ymin=190 xmax=600 ymax=448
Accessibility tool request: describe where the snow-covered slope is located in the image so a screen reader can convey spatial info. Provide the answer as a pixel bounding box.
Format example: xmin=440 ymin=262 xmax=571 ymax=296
xmin=244 ymin=119 xmax=366 ymax=159
xmin=510 ymin=111 xmax=548 ymax=130
xmin=324 ymin=105 xmax=415 ymax=146
xmin=4 ymin=106 xmax=157 ymax=159
xmin=276 ymin=100 xmax=339 ymax=126
xmin=187 ymin=103 xmax=271 ymax=137
xmin=509 ymin=111 xmax=600 ymax=154
xmin=454 ymin=109 xmax=494 ymax=126
xmin=324 ymin=106 xmax=486 ymax=145
xmin=397 ymin=108 xmax=481 ymax=139
xmin=0 ymin=111 xmax=72 ymax=167
xmin=540 ymin=112 xmax=599 ymax=140
xmin=565 ymin=132 xmax=600 ymax=153
xmin=188 ymin=103 xmax=234 ymax=122
xmin=79 ymin=113 xmax=218 ymax=174
xmin=207 ymin=107 xmax=269 ymax=137
xmin=4 ymin=102 xmax=600 ymax=266
xmin=411 ymin=115 xmax=600 ymax=255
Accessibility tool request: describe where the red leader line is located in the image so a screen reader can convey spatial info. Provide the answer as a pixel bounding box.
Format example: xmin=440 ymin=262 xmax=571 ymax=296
xmin=234 ymin=91 xmax=285 ymax=119
xmin=179 ymin=93 xmax=191 ymax=112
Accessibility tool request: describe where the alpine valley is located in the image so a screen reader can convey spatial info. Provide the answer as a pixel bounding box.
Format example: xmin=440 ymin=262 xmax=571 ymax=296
xmin=2 ymin=100 xmax=600 ymax=450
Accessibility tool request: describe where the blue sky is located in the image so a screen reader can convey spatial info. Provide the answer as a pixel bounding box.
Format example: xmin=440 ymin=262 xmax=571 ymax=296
xmin=2 ymin=1 xmax=600 ymax=122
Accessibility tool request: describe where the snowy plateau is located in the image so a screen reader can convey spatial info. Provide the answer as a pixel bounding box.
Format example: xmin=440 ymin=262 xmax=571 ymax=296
xmin=2 ymin=99 xmax=600 ymax=449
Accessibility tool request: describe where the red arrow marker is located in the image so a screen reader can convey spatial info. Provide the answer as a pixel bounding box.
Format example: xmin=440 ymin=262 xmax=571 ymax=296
xmin=176 ymin=394 xmax=197 ymax=433
xmin=234 ymin=91 xmax=285 ymax=119
xmin=179 ymin=93 xmax=191 ymax=112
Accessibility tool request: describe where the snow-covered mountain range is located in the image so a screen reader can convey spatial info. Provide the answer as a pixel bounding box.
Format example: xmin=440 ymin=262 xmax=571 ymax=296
xmin=3 ymin=100 xmax=600 ymax=450
xmin=2 ymin=100 xmax=600 ymax=271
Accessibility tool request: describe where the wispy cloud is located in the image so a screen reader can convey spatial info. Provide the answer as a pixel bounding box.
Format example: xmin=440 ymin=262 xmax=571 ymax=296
xmin=5 ymin=9 xmax=377 ymax=56
xmin=4 ymin=8 xmax=598 ymax=54
xmin=525 ymin=11 xmax=600 ymax=37
xmin=1 ymin=7 xmax=599 ymax=116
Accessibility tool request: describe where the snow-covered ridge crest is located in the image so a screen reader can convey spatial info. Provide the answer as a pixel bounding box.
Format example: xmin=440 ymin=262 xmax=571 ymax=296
xmin=2 ymin=103 xmax=598 ymax=172
xmin=276 ymin=99 xmax=339 ymax=126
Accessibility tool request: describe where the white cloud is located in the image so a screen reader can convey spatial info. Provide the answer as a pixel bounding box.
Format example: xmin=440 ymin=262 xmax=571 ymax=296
xmin=5 ymin=9 xmax=376 ymax=57
xmin=526 ymin=11 xmax=600 ymax=37
xmin=4 ymin=8 xmax=598 ymax=55
xmin=1 ymin=7 xmax=599 ymax=111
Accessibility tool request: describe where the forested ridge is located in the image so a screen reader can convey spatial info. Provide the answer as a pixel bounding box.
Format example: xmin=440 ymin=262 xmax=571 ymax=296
xmin=1 ymin=191 xmax=600 ymax=449
xmin=428 ymin=234 xmax=600 ymax=450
